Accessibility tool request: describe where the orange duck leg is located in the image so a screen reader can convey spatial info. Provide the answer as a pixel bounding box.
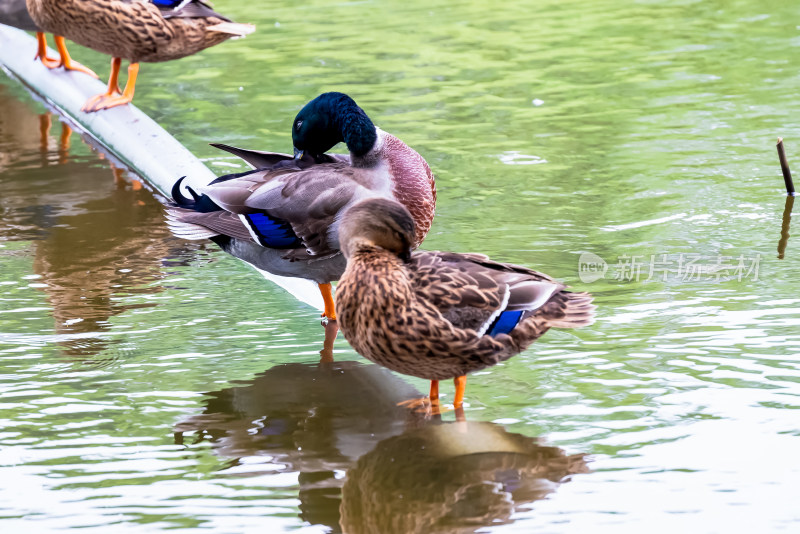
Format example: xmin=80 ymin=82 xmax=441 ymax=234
xmin=35 ymin=32 xmax=60 ymax=69
xmin=401 ymin=376 xmax=466 ymax=414
xmin=453 ymin=375 xmax=467 ymax=408
xmin=82 ymin=58 xmax=138 ymax=112
xmin=35 ymin=33 xmax=98 ymax=78
xmin=53 ymin=36 xmax=98 ymax=78
xmin=318 ymin=282 xmax=337 ymax=321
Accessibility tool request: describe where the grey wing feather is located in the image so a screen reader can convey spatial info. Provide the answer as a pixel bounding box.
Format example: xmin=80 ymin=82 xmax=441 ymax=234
xmin=211 ymin=143 xmax=350 ymax=170
xmin=200 ymin=173 xmax=277 ymax=213
xmin=210 ymin=144 xmax=295 ymax=169
xmin=167 ymin=208 xmax=253 ymax=241
xmin=245 ymin=166 xmax=359 ymax=256
xmin=193 ymin=163 xmax=363 ymax=256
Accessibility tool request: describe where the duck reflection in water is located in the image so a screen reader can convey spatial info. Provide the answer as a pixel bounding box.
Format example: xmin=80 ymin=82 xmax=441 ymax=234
xmin=174 ymin=359 xmax=588 ymax=533
xmin=0 ymin=87 xmax=195 ymax=360
xmin=174 ymin=359 xmax=422 ymax=531
xmin=28 ymin=180 xmax=182 ymax=360
xmin=0 ymin=84 xmax=73 ymax=169
xmin=341 ymin=421 xmax=588 ymax=534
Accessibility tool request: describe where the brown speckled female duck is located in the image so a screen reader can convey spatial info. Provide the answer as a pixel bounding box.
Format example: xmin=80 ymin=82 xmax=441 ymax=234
xmin=25 ymin=0 xmax=253 ymax=111
xmin=335 ymin=198 xmax=595 ymax=409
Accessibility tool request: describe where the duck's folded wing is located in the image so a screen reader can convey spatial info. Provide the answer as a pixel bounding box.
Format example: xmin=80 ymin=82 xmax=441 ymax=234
xmin=186 ymin=164 xmax=361 ymax=256
xmin=410 ymin=252 xmax=507 ymax=311
xmin=411 ymin=252 xmax=562 ymax=308
xmin=410 ymin=251 xmax=570 ymax=335
xmin=245 ymin=167 xmax=358 ymax=256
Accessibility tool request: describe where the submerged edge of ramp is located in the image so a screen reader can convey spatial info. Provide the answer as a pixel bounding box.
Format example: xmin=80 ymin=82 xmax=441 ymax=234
xmin=0 ymin=25 xmax=324 ymax=311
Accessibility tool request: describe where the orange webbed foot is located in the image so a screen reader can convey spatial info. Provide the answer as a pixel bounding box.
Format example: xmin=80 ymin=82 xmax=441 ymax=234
xmin=397 ymin=380 xmax=442 ymax=416
xmin=399 ymin=377 xmax=468 ymax=417
xmin=81 ymin=59 xmax=137 ymax=112
xmin=81 ymin=93 xmax=133 ymax=112
xmin=62 ymin=60 xmax=99 ymax=79
xmin=37 ymin=53 xmax=61 ymax=69
xmin=397 ymin=396 xmax=441 ymax=416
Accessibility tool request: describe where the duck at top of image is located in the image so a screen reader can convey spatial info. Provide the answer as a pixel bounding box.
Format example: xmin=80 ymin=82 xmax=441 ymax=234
xmin=334 ymin=198 xmax=595 ymax=411
xmin=167 ymin=92 xmax=437 ymax=327
xmin=24 ymin=0 xmax=254 ymax=111
xmin=0 ymin=0 xmax=96 ymax=77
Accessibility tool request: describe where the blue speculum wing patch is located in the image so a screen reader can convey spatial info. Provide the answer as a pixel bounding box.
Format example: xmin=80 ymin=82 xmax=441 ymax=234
xmin=244 ymin=213 xmax=302 ymax=248
xmin=150 ymin=0 xmax=182 ymax=6
xmin=487 ymin=310 xmax=524 ymax=337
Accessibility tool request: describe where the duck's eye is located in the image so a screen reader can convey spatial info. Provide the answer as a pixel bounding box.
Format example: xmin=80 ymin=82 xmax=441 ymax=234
xmin=294 ymin=120 xmax=303 ymax=130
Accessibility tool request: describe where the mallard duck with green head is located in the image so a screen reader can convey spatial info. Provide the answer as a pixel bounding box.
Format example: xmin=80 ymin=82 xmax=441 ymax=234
xmin=167 ymin=92 xmax=437 ymax=323
xmin=335 ymin=198 xmax=595 ymax=409
xmin=25 ymin=0 xmax=253 ymax=111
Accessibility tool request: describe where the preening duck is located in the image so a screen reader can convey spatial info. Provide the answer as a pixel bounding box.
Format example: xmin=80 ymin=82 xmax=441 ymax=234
xmin=167 ymin=92 xmax=437 ymax=322
xmin=25 ymin=0 xmax=254 ymax=111
xmin=0 ymin=0 xmax=96 ymax=77
xmin=335 ymin=198 xmax=595 ymax=409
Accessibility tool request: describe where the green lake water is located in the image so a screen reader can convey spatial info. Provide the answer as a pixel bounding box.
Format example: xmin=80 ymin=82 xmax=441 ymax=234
xmin=2 ymin=0 xmax=800 ymax=531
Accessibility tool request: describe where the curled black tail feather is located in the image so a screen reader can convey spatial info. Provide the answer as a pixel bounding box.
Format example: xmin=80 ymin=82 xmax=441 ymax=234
xmin=170 ymin=177 xmax=223 ymax=213
xmin=171 ymin=177 xmax=194 ymax=206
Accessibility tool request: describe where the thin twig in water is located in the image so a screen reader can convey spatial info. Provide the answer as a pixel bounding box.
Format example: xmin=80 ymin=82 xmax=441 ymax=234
xmin=776 ymin=137 xmax=795 ymax=195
